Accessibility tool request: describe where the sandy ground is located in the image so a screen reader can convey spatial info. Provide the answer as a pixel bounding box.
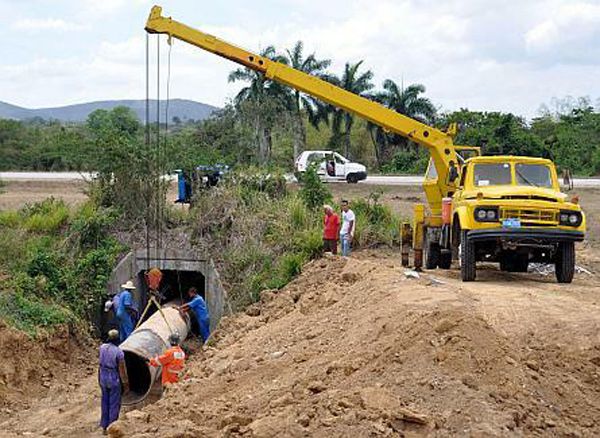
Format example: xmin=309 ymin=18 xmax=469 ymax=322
xmin=1 ymin=251 xmax=599 ymax=437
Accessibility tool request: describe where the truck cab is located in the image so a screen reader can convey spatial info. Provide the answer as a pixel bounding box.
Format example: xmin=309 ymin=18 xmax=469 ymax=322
xmin=450 ymin=156 xmax=585 ymax=282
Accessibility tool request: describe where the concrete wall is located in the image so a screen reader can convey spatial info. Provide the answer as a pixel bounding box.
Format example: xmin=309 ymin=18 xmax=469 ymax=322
xmin=107 ymin=248 xmax=225 ymax=331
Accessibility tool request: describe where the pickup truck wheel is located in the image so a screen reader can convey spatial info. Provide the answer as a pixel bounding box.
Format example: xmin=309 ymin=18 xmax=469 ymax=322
xmin=555 ymin=241 xmax=575 ymax=283
xmin=424 ymin=236 xmax=440 ymax=269
xmin=439 ymin=251 xmax=452 ymax=269
xmin=346 ymin=174 xmax=358 ymax=184
xmin=460 ymin=230 xmax=476 ymax=281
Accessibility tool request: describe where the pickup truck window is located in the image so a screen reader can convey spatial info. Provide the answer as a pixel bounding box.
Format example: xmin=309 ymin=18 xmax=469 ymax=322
xmin=307 ymin=153 xmax=325 ymax=167
xmin=474 ymin=163 xmax=511 ymax=186
xmin=515 ymin=164 xmax=553 ymax=187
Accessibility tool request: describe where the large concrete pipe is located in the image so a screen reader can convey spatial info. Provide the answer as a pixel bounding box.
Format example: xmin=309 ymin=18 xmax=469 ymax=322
xmin=120 ymin=303 xmax=190 ymax=406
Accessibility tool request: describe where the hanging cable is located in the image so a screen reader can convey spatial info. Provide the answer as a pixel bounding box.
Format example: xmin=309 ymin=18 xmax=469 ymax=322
xmin=155 ymin=34 xmax=161 ymax=261
xmin=165 ymin=42 xmax=172 ymax=147
xmin=145 ymin=32 xmax=151 ymax=271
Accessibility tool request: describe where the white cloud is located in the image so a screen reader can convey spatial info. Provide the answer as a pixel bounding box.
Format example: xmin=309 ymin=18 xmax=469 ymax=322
xmin=525 ymin=1 xmax=600 ymax=60
xmin=12 ymin=18 xmax=87 ymax=32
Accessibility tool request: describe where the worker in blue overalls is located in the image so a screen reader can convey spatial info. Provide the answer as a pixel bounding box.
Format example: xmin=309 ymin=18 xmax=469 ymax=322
xmin=116 ymin=280 xmax=138 ymax=343
xmin=179 ymin=287 xmax=210 ymax=344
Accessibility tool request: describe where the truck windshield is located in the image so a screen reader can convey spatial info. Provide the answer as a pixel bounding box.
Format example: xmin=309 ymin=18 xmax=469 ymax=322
xmin=473 ymin=163 xmax=511 ymax=186
xmin=515 ymin=164 xmax=553 ymax=187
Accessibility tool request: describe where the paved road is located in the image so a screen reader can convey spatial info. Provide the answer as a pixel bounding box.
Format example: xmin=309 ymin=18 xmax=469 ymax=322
xmin=0 ymin=172 xmax=95 ymax=180
xmin=2 ymin=172 xmax=600 ymax=188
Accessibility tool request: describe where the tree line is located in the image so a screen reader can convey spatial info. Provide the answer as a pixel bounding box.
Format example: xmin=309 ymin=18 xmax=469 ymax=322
xmin=1 ymin=41 xmax=599 ymax=175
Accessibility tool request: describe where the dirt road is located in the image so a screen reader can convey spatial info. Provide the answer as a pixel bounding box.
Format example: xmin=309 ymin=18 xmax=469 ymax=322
xmin=2 ymin=250 xmax=599 ymax=437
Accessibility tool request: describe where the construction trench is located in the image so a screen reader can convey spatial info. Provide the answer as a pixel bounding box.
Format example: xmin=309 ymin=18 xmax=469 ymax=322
xmin=104 ymin=248 xmax=226 ymax=408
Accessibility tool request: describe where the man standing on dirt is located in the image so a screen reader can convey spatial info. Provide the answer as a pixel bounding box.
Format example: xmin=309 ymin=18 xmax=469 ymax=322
xmin=149 ymin=332 xmax=186 ymax=388
xmin=98 ymin=329 xmax=129 ymax=434
xmin=179 ymin=287 xmax=210 ymax=344
xmin=340 ymin=199 xmax=355 ymax=257
xmin=116 ymin=281 xmax=137 ymax=343
xmin=323 ymin=204 xmax=340 ymax=255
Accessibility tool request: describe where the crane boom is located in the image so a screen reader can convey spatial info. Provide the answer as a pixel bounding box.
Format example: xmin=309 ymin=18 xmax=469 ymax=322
xmin=145 ymin=5 xmax=459 ymax=213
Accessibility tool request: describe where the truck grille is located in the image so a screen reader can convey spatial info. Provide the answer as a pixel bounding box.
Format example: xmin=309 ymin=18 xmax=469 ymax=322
xmin=500 ymin=208 xmax=558 ymax=224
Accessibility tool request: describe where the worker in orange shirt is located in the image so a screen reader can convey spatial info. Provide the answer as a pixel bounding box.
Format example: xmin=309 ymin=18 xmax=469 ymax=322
xmin=149 ymin=332 xmax=186 ymax=388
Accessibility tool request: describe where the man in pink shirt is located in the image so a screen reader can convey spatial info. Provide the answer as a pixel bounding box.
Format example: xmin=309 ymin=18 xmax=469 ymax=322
xmin=323 ymin=204 xmax=340 ymax=255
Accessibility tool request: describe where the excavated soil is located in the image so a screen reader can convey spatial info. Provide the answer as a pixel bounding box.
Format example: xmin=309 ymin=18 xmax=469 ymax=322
xmin=2 ymin=251 xmax=600 ymax=437
xmin=0 ymin=322 xmax=96 ymax=424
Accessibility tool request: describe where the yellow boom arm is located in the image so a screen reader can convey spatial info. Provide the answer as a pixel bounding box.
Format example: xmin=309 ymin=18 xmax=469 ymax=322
xmin=145 ymin=5 xmax=458 ymax=213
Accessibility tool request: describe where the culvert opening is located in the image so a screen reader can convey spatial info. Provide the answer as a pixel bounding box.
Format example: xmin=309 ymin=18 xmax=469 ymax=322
xmin=136 ymin=269 xmax=205 ymax=321
xmin=123 ymin=350 xmax=152 ymax=405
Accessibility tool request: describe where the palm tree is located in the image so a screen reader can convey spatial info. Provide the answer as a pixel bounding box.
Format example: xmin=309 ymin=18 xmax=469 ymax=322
xmin=278 ymin=41 xmax=331 ymax=160
xmin=326 ymin=61 xmax=374 ymax=158
xmin=367 ymin=80 xmax=436 ymax=166
xmin=228 ymin=46 xmax=290 ymax=164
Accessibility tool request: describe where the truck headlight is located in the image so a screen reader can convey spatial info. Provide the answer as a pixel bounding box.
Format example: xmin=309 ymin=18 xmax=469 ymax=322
xmin=559 ymin=210 xmax=582 ymax=227
xmin=474 ymin=207 xmax=499 ymax=222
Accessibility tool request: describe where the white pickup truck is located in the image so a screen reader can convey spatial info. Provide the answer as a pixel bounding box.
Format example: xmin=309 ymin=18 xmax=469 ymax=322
xmin=294 ymin=151 xmax=367 ymax=183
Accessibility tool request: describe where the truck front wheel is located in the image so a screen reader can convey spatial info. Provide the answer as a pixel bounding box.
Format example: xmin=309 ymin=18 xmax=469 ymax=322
xmin=555 ymin=241 xmax=575 ymax=283
xmin=460 ymin=230 xmax=476 ymax=281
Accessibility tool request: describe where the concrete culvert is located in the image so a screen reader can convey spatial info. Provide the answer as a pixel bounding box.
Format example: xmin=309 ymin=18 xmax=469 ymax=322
xmin=120 ymin=304 xmax=190 ymax=407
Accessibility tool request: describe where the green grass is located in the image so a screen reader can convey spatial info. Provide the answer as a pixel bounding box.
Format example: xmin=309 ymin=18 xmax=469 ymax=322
xmin=0 ymin=210 xmax=21 ymax=228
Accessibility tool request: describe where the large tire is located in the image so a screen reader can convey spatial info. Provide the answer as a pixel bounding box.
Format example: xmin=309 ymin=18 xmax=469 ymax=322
xmin=555 ymin=241 xmax=575 ymax=283
xmin=460 ymin=230 xmax=476 ymax=281
xmin=425 ymin=239 xmax=441 ymax=270
xmin=346 ymin=174 xmax=358 ymax=184
xmin=439 ymin=250 xmax=452 ymax=269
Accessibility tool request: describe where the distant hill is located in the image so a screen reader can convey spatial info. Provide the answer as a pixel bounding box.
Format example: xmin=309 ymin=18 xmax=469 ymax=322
xmin=0 ymin=99 xmax=219 ymax=123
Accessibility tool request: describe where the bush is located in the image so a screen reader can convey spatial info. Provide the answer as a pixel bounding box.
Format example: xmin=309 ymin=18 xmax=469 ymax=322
xmin=292 ymin=227 xmax=324 ymax=259
xmin=351 ymin=191 xmax=402 ymax=247
xmin=67 ymin=203 xmax=117 ymax=251
xmin=300 ymin=164 xmax=332 ymax=209
xmin=380 ymin=149 xmax=429 ymax=174
xmin=0 ymin=200 xmax=126 ymax=335
xmin=0 ymin=292 xmax=74 ymax=335
xmin=228 ymin=167 xmax=287 ymax=203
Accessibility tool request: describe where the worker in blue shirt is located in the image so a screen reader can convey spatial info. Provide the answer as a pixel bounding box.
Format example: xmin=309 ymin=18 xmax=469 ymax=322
xmin=116 ymin=280 xmax=137 ymax=343
xmin=179 ymin=287 xmax=210 ymax=344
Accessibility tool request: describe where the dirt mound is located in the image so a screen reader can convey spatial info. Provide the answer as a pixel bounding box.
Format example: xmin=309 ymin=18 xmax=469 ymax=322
xmin=0 ymin=322 xmax=96 ymax=422
xmin=104 ymin=254 xmax=600 ymax=437
xmin=2 ymin=252 xmax=600 ymax=437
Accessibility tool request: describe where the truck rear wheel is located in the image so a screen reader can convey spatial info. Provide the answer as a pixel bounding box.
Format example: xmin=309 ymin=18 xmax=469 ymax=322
xmin=425 ymin=240 xmax=440 ymax=269
xmin=460 ymin=230 xmax=476 ymax=281
xmin=555 ymin=241 xmax=575 ymax=283
xmin=439 ymin=250 xmax=452 ymax=269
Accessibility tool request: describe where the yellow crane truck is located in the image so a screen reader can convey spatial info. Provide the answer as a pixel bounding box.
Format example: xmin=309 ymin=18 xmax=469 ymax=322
xmin=145 ymin=6 xmax=586 ymax=283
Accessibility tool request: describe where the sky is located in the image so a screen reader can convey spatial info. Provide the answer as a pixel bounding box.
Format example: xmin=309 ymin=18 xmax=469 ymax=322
xmin=1 ymin=0 xmax=599 ymax=119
